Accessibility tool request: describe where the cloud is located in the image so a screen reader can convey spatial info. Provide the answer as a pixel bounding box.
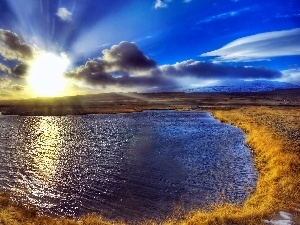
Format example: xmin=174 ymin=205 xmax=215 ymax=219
xmin=197 ymin=7 xmax=253 ymax=24
xmin=154 ymin=0 xmax=191 ymax=8
xmin=160 ymin=60 xmax=281 ymax=79
xmin=56 ymin=7 xmax=72 ymax=21
xmin=0 ymin=78 xmax=28 ymax=99
xmin=279 ymin=68 xmax=300 ymax=85
xmin=0 ymin=61 xmax=29 ymax=78
xmin=0 ymin=77 xmax=12 ymax=88
xmin=12 ymin=63 xmax=29 ymax=78
xmin=12 ymin=84 xmax=26 ymax=91
xmin=201 ymin=28 xmax=300 ymax=62
xmin=67 ymin=42 xmax=170 ymax=87
xmin=154 ymin=0 xmax=169 ymax=9
xmin=69 ymin=41 xmax=157 ymax=82
xmin=0 ymin=29 xmax=34 ymax=61
xmin=276 ymin=13 xmax=300 ymax=18
xmin=102 ymin=41 xmax=157 ymax=71
xmin=68 ymin=42 xmax=281 ymax=89
xmin=0 ymin=63 xmax=12 ymax=74
xmin=68 ymin=62 xmax=172 ymax=88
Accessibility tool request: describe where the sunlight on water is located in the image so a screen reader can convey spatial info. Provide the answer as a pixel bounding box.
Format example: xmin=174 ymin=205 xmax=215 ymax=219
xmin=30 ymin=117 xmax=60 ymax=181
xmin=0 ymin=111 xmax=257 ymax=221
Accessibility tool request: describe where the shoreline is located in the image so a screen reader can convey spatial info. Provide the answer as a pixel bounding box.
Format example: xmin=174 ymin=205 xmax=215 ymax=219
xmin=206 ymin=107 xmax=300 ymax=224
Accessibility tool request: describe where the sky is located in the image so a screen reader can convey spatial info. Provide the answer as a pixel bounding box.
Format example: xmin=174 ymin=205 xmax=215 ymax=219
xmin=0 ymin=0 xmax=299 ymax=98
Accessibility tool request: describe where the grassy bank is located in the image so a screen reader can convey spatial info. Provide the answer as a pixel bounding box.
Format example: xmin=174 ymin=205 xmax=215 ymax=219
xmin=179 ymin=106 xmax=300 ymax=224
xmin=1 ymin=106 xmax=299 ymax=224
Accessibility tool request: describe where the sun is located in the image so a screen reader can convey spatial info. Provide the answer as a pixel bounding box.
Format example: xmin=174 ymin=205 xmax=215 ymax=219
xmin=27 ymin=52 xmax=70 ymax=97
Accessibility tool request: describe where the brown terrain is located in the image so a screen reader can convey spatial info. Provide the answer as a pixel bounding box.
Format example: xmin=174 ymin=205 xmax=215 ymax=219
xmin=0 ymin=88 xmax=299 ymax=116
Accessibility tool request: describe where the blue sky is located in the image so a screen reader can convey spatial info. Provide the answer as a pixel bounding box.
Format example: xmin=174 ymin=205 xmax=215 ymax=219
xmin=0 ymin=0 xmax=299 ymax=97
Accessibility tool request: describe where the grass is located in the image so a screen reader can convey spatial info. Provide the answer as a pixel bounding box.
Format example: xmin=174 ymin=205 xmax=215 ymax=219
xmin=0 ymin=106 xmax=299 ymax=224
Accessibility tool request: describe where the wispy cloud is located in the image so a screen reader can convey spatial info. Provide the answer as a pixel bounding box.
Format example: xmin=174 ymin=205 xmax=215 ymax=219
xmin=56 ymin=7 xmax=72 ymax=22
xmin=134 ymin=35 xmax=154 ymax=43
xmin=197 ymin=7 xmax=252 ymax=24
xmin=97 ymin=43 xmax=111 ymax=49
xmin=154 ymin=0 xmax=191 ymax=9
xmin=201 ymin=28 xmax=300 ymax=62
xmin=276 ymin=13 xmax=300 ymax=18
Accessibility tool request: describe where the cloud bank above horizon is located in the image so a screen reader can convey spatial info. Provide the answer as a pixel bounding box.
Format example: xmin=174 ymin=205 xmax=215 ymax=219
xmin=67 ymin=41 xmax=282 ymax=89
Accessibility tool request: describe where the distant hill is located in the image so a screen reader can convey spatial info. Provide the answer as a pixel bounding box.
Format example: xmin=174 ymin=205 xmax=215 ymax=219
xmin=185 ymin=80 xmax=300 ymax=93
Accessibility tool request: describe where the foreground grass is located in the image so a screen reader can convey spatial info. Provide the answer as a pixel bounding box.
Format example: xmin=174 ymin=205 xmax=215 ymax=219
xmin=1 ymin=106 xmax=299 ymax=224
xmin=0 ymin=193 xmax=125 ymax=225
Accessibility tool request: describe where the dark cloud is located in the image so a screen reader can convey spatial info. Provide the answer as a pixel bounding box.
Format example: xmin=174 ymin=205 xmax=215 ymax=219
xmin=160 ymin=60 xmax=282 ymax=79
xmin=67 ymin=60 xmax=113 ymax=84
xmin=68 ymin=61 xmax=173 ymax=88
xmin=102 ymin=41 xmax=157 ymax=71
xmin=12 ymin=63 xmax=29 ymax=78
xmin=67 ymin=42 xmax=171 ymax=87
xmin=0 ymin=29 xmax=34 ymax=61
xmin=68 ymin=43 xmax=282 ymax=89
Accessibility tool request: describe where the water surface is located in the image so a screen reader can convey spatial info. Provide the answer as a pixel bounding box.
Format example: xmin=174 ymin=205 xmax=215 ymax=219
xmin=0 ymin=111 xmax=256 ymax=221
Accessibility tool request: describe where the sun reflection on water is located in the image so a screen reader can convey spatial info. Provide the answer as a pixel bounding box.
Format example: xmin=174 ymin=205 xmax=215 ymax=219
xmin=13 ymin=116 xmax=66 ymax=208
xmin=30 ymin=117 xmax=61 ymax=181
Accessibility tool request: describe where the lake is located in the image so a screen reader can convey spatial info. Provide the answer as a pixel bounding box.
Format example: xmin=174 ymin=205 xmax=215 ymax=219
xmin=0 ymin=110 xmax=257 ymax=221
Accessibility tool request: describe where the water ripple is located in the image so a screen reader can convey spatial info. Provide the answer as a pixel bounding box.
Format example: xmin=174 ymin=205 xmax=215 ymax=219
xmin=0 ymin=111 xmax=257 ymax=221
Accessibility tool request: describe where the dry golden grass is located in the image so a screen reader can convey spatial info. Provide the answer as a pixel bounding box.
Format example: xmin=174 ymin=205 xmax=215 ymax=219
xmin=1 ymin=106 xmax=299 ymax=224
xmin=0 ymin=193 xmax=124 ymax=224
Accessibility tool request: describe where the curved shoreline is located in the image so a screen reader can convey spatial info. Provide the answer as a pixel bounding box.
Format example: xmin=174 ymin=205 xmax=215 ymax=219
xmin=0 ymin=106 xmax=299 ymax=224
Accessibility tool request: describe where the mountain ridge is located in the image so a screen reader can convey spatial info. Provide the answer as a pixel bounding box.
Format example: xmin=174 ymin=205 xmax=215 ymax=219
xmin=185 ymin=80 xmax=299 ymax=93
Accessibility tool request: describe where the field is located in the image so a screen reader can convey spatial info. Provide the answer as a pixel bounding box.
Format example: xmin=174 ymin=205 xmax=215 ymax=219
xmin=0 ymin=89 xmax=299 ymax=224
xmin=0 ymin=89 xmax=299 ymax=116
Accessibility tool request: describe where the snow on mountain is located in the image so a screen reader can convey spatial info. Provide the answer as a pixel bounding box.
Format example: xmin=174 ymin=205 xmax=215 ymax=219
xmin=185 ymin=80 xmax=299 ymax=93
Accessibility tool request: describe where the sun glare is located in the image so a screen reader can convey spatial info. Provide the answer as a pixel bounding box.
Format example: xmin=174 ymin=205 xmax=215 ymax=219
xmin=28 ymin=52 xmax=70 ymax=97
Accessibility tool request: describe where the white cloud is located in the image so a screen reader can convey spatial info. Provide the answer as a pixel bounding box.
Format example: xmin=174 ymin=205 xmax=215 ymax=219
xmin=201 ymin=28 xmax=300 ymax=62
xmin=276 ymin=13 xmax=300 ymax=18
xmin=154 ymin=0 xmax=168 ymax=8
xmin=278 ymin=68 xmax=300 ymax=85
xmin=154 ymin=0 xmax=191 ymax=9
xmin=197 ymin=7 xmax=252 ymax=24
xmin=56 ymin=7 xmax=72 ymax=22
